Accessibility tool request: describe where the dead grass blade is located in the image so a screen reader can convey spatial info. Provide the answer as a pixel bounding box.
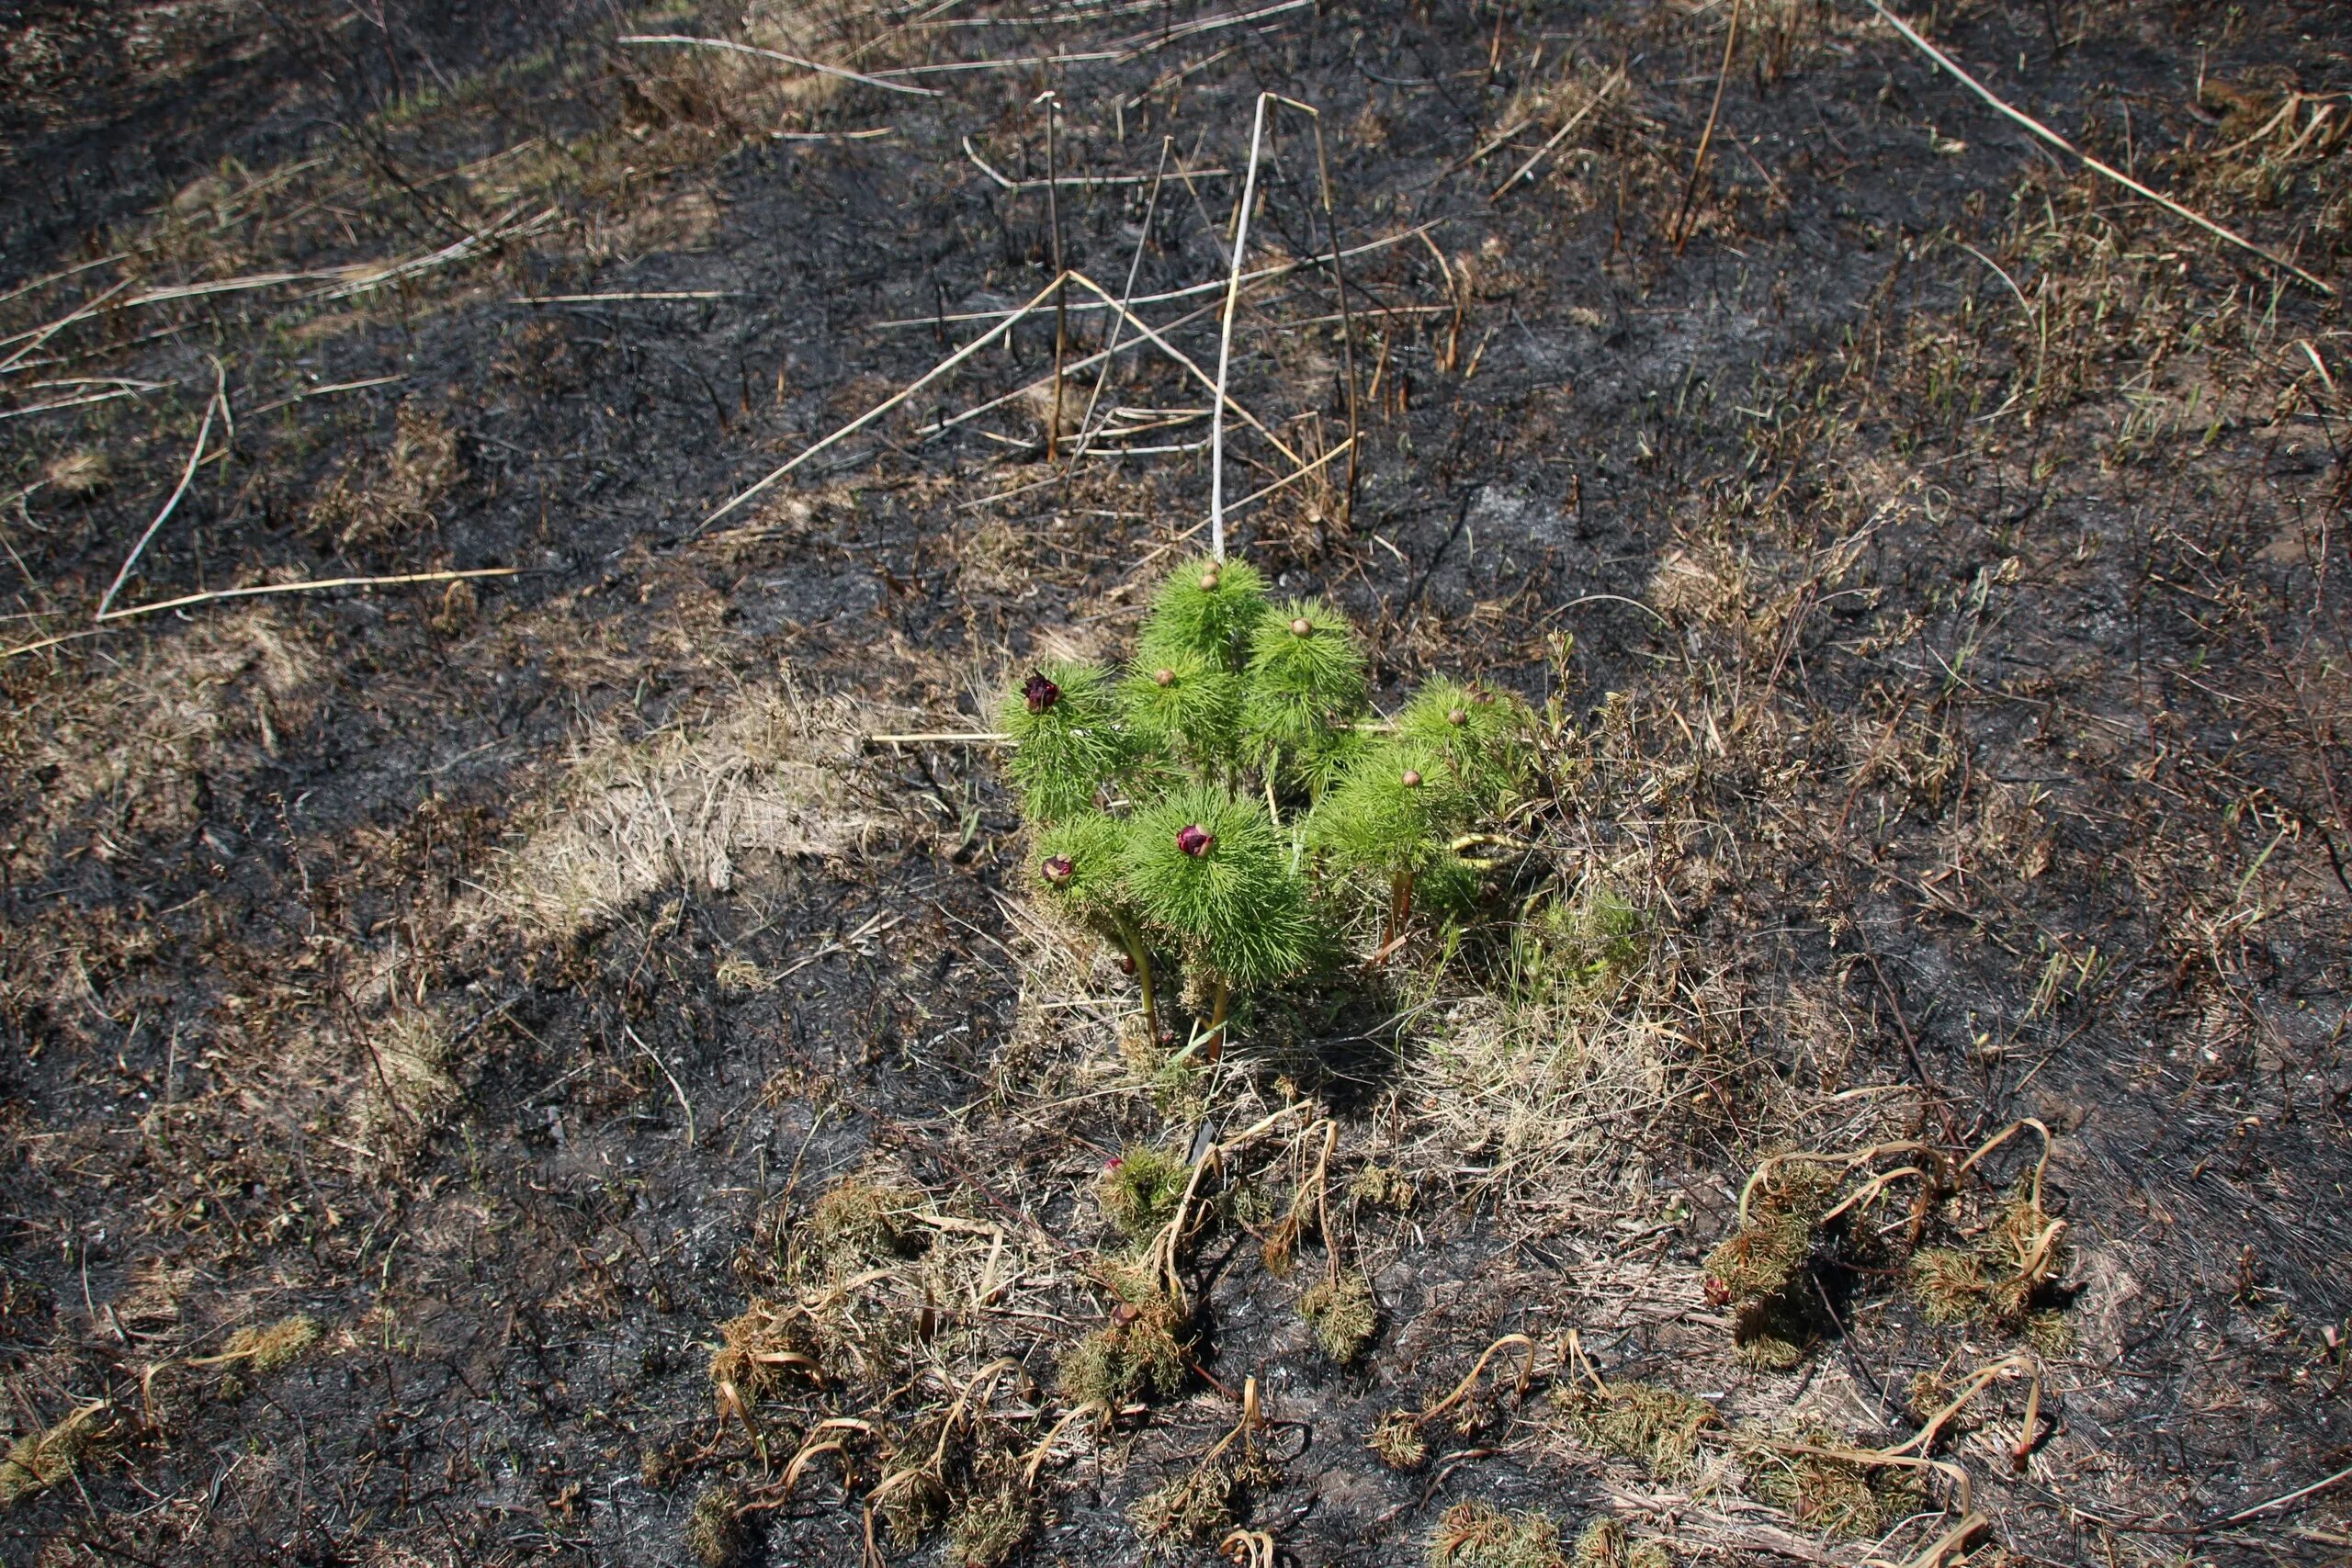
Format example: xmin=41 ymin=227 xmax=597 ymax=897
xmin=96 ymin=360 xmax=223 ymax=618
xmin=1670 ymin=0 xmax=1744 ymax=253
xmin=616 ymin=33 xmax=942 ymax=97
xmin=1494 ymin=69 xmax=1625 ymax=201
xmin=868 ymin=223 xmax=1436 ymax=329
xmin=73 ymin=567 xmax=520 ymax=631
xmin=1860 ymin=0 xmax=2334 ymax=294
xmin=699 ymin=273 xmax=1068 ymax=529
xmin=1210 ymin=91 xmax=1275 ymax=562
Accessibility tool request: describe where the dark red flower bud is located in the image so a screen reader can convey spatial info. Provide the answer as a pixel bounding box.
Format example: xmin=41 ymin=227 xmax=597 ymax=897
xmin=1153 ymin=667 xmax=1177 ymax=687
xmin=1447 ymin=707 xmax=1468 ymax=727
xmin=1112 ymin=1301 xmax=1141 ymax=1325
xmin=1401 ymin=769 xmax=1423 ymax=788
xmin=1041 ymin=854 xmax=1075 ymax=885
xmin=1176 ymin=823 xmax=1214 ymax=857
xmin=1119 ymin=953 xmax=1136 ymax=975
xmin=1023 ymin=671 xmax=1060 ymax=713
xmin=1289 ymin=616 xmax=1313 ymax=637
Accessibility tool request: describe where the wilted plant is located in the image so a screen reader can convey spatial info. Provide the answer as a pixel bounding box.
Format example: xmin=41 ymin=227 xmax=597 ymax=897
xmin=1014 ymin=555 xmax=1531 ymax=1057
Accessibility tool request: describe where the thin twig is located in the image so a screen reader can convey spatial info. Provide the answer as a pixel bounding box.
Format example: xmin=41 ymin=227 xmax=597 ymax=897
xmin=1859 ymin=0 xmax=2334 ymax=294
xmin=96 ymin=366 xmax=222 ymax=619
xmin=866 ymin=222 xmax=1436 ymax=328
xmin=1670 ymin=0 xmax=1744 ymax=253
xmin=1211 ymin=93 xmax=1274 ymax=563
xmin=1282 ymin=97 xmax=1362 ymax=528
xmin=90 ymin=567 xmax=520 ymax=626
xmin=624 ymin=1022 xmax=697 ymax=1147
xmin=1492 ymin=70 xmax=1625 ymax=201
xmin=699 ymin=274 xmax=1067 ymax=528
xmin=1069 ymin=138 xmax=1174 ymax=470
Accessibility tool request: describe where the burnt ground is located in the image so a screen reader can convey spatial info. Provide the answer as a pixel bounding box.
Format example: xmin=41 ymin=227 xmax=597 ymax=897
xmin=0 ymin=1 xmax=2348 ymax=1565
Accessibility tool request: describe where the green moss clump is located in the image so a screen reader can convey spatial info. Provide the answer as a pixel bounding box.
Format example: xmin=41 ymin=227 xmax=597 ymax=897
xmin=1702 ymin=1165 xmax=1838 ymax=1303
xmin=1347 ymin=1163 xmax=1414 ymax=1209
xmin=708 ymin=1298 xmax=822 ymax=1409
xmin=950 ymin=1474 xmax=1034 ymax=1566
xmin=1551 ymin=1382 xmax=1721 ymax=1482
xmin=1130 ymin=1461 xmax=1240 ymax=1546
xmin=0 ymin=1404 xmax=113 ymax=1507
xmin=1370 ymin=1407 xmax=1428 ymax=1469
xmin=1299 ymin=1269 xmax=1379 ymax=1364
xmin=809 ymin=1175 xmax=928 ymax=1268
xmin=1096 ymin=1144 xmax=1190 ymax=1238
xmin=685 ymin=1483 xmax=756 ymax=1568
xmin=1572 ymin=1517 xmax=1673 ymax=1568
xmin=1907 ymin=1185 xmax=2071 ymax=1338
xmin=1057 ymin=1292 xmax=1188 ymax=1408
xmin=1429 ymin=1500 xmax=1568 ymax=1568
xmin=1747 ymin=1433 xmax=1923 ymax=1540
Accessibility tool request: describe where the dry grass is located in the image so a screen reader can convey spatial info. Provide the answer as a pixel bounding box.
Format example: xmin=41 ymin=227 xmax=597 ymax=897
xmin=0 ymin=1404 xmax=113 ymax=1508
xmin=8 ymin=607 xmax=318 ymax=866
xmin=480 ymin=675 xmax=878 ymax=940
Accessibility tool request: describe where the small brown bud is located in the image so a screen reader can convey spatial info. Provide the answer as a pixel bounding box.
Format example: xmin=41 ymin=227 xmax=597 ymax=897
xmin=1447 ymin=707 xmax=1468 ymax=727
xmin=1176 ymin=823 xmax=1215 ymax=857
xmin=1400 ymin=770 xmax=1423 ymax=788
xmin=1153 ymin=667 xmax=1177 ymax=687
xmin=1041 ymin=855 xmax=1076 ymax=886
xmin=1119 ymin=953 xmax=1137 ymax=975
xmin=1199 ymin=568 xmax=1221 ymax=592
xmin=1289 ymin=616 xmax=1313 ymax=637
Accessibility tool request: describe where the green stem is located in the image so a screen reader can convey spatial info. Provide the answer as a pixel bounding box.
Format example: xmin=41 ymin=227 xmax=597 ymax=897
xmin=1115 ymin=918 xmax=1160 ymax=1046
xmin=1380 ymin=867 xmax=1416 ymax=960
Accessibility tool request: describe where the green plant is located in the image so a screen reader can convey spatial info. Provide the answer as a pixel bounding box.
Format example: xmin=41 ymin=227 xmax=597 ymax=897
xmin=1429 ymin=1500 xmax=1569 ymax=1568
xmin=1014 ymin=555 xmax=1530 ymax=1056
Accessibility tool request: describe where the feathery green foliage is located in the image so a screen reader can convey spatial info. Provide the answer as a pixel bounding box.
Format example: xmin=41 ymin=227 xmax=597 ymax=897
xmin=1309 ymin=741 xmax=1467 ymax=875
xmin=1124 ymin=784 xmax=1314 ymax=988
xmin=1395 ymin=678 xmax=1531 ymax=800
xmin=997 ymin=554 xmax=1530 ymax=1057
xmin=1241 ymin=597 xmax=1367 ymax=793
xmin=1138 ymin=555 xmax=1268 ymax=670
xmin=1000 ymin=660 xmax=1128 ymax=821
xmin=1118 ymin=647 xmax=1242 ymax=767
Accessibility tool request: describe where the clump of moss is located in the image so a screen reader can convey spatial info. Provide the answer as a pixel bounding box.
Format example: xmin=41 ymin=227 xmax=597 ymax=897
xmin=950 ymin=1472 xmax=1035 ymax=1566
xmin=1429 ymin=1500 xmax=1569 ymax=1568
xmin=1551 ymin=1382 xmax=1721 ymax=1482
xmin=1908 ymin=1185 xmax=2070 ymax=1339
xmin=1057 ymin=1292 xmax=1189 ymax=1408
xmin=1347 ymin=1163 xmax=1414 ymax=1209
xmin=0 ymin=1404 xmax=114 ymax=1507
xmin=1299 ymin=1269 xmax=1379 ymax=1364
xmin=1704 ymin=1165 xmax=1838 ymax=1303
xmin=1370 ymin=1407 xmax=1429 ymax=1469
xmin=808 ymin=1174 xmax=928 ymax=1269
xmin=1572 ymin=1518 xmax=1673 ymax=1568
xmin=1096 ymin=1144 xmax=1191 ymax=1239
xmin=223 ymin=1314 xmax=321 ymax=1374
xmin=1130 ymin=1461 xmax=1243 ymax=1547
xmin=685 ymin=1482 xmax=756 ymax=1568
xmin=1746 ymin=1433 xmax=1923 ymax=1540
xmin=709 ymin=1297 xmax=822 ymax=1410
